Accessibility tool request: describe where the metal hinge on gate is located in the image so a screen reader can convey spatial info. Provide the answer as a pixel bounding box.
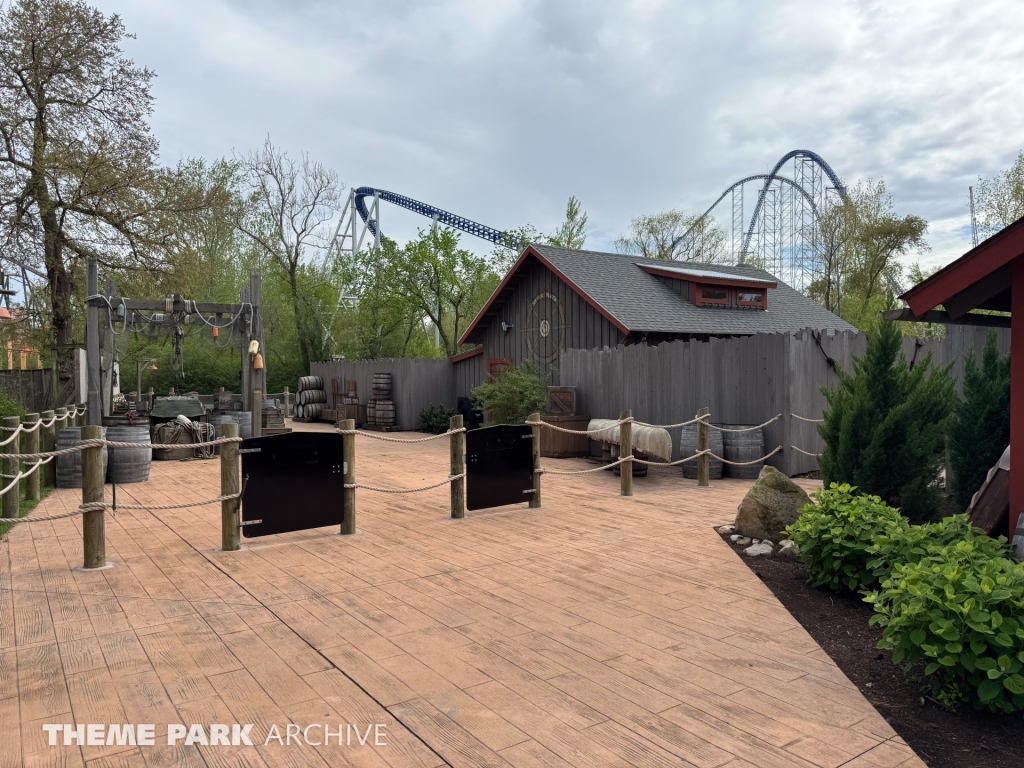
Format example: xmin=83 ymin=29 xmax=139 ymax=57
xmin=238 ymin=519 xmax=262 ymax=526
xmin=239 ymin=448 xmax=261 ymax=454
xmin=523 ymin=489 xmax=536 ymax=494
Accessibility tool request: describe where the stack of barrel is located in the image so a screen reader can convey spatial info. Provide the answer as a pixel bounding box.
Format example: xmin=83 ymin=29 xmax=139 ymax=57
xmin=296 ymin=376 xmax=327 ymax=420
xmin=366 ymin=372 xmax=395 ymax=429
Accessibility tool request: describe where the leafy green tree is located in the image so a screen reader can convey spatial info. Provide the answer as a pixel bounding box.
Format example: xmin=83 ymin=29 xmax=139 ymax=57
xmin=0 ymin=0 xmax=217 ymax=378
xmin=948 ymin=332 xmax=1010 ymax=509
xmin=615 ymin=210 xmax=727 ymax=263
xmin=819 ymin=321 xmax=956 ymax=523
xmin=547 ymin=196 xmax=588 ymax=249
xmin=975 ymin=151 xmax=1024 ymax=238
xmin=471 ymin=361 xmax=546 ymax=425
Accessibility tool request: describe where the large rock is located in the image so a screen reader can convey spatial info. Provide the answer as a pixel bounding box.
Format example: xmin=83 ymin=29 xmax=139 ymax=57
xmin=734 ymin=466 xmax=811 ymax=541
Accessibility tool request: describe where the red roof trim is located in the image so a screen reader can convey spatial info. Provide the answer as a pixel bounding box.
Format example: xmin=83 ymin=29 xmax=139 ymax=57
xmin=640 ymin=264 xmax=777 ymax=290
xmin=903 ymin=216 xmax=1024 ymax=315
xmin=449 ymin=346 xmax=483 ymax=363
xmin=457 ymin=245 xmax=631 ymax=345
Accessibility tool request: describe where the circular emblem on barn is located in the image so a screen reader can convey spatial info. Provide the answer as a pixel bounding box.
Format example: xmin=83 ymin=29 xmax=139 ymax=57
xmin=524 ymin=292 xmax=567 ymax=364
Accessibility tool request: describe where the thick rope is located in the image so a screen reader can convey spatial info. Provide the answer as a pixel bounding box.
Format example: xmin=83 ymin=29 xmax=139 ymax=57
xmin=2 ymin=492 xmax=242 ymax=525
xmin=525 ymin=418 xmax=633 ymax=436
xmin=2 ymin=435 xmax=243 ymax=461
xmin=632 ymin=416 xmax=704 ymax=429
xmin=344 ymin=473 xmax=465 ymax=493
xmin=631 ymin=450 xmax=710 ymax=466
xmin=790 ymin=445 xmax=822 ymax=457
xmin=791 ymin=414 xmax=824 ymax=423
xmin=706 ymin=414 xmax=781 ymax=432
xmin=539 ymin=458 xmax=631 ymax=475
xmin=336 ymin=428 xmax=465 ymax=443
xmin=708 ymin=445 xmax=783 ymax=465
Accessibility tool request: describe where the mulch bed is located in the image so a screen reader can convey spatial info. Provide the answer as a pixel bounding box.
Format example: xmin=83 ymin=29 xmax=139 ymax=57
xmin=722 ymin=534 xmax=1024 ymax=768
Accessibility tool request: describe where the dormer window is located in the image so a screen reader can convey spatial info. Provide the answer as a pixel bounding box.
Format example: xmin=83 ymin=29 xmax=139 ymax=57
xmin=737 ymin=291 xmax=766 ymax=309
xmin=635 ymin=263 xmax=777 ymax=311
xmin=695 ymin=284 xmax=730 ymax=307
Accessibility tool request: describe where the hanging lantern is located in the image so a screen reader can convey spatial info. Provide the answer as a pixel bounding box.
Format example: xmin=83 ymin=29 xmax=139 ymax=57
xmin=253 ymin=353 xmax=264 ymax=370
xmin=212 ymin=326 xmax=219 ymax=338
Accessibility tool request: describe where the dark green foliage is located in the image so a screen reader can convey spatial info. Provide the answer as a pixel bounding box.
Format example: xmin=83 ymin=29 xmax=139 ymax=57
xmin=865 ymin=543 xmax=1024 ymax=712
xmin=819 ymin=321 xmax=956 ymax=523
xmin=471 ymin=361 xmax=547 ymax=425
xmin=784 ymin=484 xmax=907 ymax=593
xmin=948 ymin=332 xmax=1010 ymax=510
xmin=420 ymin=404 xmax=454 ymax=434
xmin=0 ymin=391 xmax=25 ymax=420
xmin=866 ymin=514 xmax=1007 ymax=585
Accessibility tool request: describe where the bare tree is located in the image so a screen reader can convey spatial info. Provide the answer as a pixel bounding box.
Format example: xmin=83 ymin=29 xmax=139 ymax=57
xmin=0 ymin=0 xmax=212 ymax=375
xmin=236 ymin=137 xmax=342 ymax=368
xmin=615 ymin=209 xmax=727 ymax=263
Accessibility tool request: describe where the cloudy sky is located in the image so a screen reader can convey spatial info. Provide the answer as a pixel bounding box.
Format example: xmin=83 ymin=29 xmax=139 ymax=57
xmin=107 ymin=0 xmax=1024 ymax=272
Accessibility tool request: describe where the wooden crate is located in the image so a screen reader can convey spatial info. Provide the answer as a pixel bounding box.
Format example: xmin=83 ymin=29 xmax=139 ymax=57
xmin=337 ymin=403 xmax=366 ymax=426
xmin=546 ymin=387 xmax=577 ymax=416
xmin=540 ymin=414 xmax=590 ymax=458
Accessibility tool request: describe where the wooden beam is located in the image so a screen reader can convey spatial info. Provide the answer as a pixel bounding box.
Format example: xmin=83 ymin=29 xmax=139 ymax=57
xmin=881 ymin=308 xmax=1011 ymax=328
xmin=943 ymin=265 xmax=1011 ymax=319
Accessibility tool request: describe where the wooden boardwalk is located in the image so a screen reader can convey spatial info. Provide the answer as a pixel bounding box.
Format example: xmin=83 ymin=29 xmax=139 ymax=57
xmin=0 ymin=421 xmax=924 ymax=767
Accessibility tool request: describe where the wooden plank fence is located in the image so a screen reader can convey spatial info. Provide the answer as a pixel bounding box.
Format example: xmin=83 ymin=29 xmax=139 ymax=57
xmin=311 ymin=357 xmax=456 ymax=432
xmin=0 ymin=368 xmax=53 ymax=414
xmin=560 ymin=325 xmax=1010 ymax=476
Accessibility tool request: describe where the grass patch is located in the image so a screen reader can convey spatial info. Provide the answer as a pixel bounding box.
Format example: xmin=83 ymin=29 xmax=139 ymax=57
xmin=0 ymin=483 xmax=56 ymax=539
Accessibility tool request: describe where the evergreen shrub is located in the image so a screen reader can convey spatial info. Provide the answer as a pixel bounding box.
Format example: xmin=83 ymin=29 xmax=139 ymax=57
xmin=947 ymin=331 xmax=1010 ymax=510
xmin=819 ymin=321 xmax=955 ymax=523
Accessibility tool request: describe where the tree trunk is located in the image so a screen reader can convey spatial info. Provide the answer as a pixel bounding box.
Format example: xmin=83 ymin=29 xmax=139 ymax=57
xmin=43 ymin=219 xmax=74 ymax=383
xmin=288 ymin=269 xmax=310 ymax=369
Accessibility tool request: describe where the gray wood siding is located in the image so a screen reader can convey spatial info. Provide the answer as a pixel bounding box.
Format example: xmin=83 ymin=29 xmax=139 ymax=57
xmin=561 ymin=325 xmax=1010 ymax=476
xmin=454 ymin=352 xmax=485 ymax=400
xmin=311 ymin=357 xmax=455 ymax=431
xmin=475 ymin=259 xmax=625 ymax=386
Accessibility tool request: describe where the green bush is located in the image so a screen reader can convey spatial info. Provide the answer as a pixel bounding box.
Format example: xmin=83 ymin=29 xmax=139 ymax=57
xmin=0 ymin=391 xmax=25 ymax=421
xmin=470 ymin=361 xmax=546 ymax=425
xmin=866 ymin=514 xmax=1008 ymax=584
xmin=819 ymin=320 xmax=956 ymax=523
xmin=947 ymin=331 xmax=1010 ymax=510
xmin=420 ymin=403 xmax=454 ymax=434
xmin=865 ymin=544 xmax=1024 ymax=712
xmin=784 ymin=483 xmax=907 ymax=593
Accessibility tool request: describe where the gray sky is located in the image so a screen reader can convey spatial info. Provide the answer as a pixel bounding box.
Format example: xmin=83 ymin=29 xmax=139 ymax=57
xmin=108 ymin=0 xmax=1024 ymax=272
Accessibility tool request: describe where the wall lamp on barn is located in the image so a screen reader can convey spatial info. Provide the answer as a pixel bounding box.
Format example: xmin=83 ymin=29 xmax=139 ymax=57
xmin=501 ymin=321 xmax=514 ymax=335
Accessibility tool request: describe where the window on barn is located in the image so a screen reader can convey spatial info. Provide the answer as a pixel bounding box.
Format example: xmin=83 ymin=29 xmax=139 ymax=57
xmin=737 ymin=291 xmax=766 ymax=309
xmin=693 ymin=284 xmax=731 ymax=307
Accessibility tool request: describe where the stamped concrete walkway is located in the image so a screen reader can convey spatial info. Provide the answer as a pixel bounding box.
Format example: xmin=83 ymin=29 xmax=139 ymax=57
xmin=0 ymin=421 xmax=925 ymax=767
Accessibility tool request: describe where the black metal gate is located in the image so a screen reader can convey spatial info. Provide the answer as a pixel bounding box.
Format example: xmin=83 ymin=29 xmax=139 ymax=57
xmin=239 ymin=432 xmax=346 ymax=538
xmin=466 ymin=424 xmax=534 ymax=511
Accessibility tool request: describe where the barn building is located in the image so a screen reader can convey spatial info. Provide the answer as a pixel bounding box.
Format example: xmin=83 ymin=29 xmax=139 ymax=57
xmin=452 ymin=244 xmax=856 ymax=397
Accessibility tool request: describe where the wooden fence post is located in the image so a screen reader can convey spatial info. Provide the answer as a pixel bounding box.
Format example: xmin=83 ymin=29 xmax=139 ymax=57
xmin=24 ymin=413 xmax=39 ymax=501
xmin=529 ymin=412 xmax=541 ymax=508
xmin=41 ymin=410 xmax=56 ymax=488
xmin=341 ymin=418 xmax=356 ymax=534
xmin=81 ymin=424 xmax=105 ymax=568
xmin=697 ymin=407 xmax=710 ymax=487
xmin=620 ymin=409 xmax=633 ymax=497
xmin=252 ymin=389 xmax=262 ymax=438
xmin=450 ymin=414 xmax=465 ymax=519
xmin=220 ymin=422 xmax=240 ymax=551
xmin=76 ymin=403 xmax=86 ymax=427
xmin=2 ymin=416 xmax=20 ymax=519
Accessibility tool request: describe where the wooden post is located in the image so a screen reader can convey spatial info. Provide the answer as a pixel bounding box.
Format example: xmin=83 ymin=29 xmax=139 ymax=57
xmin=620 ymin=409 xmax=633 ymax=497
xmin=41 ymin=410 xmax=56 ymax=488
xmin=283 ymin=386 xmax=291 ymax=418
xmin=697 ymin=407 xmax=710 ymax=487
xmin=85 ymin=258 xmax=102 ymax=425
xmin=24 ymin=413 xmax=39 ymax=502
xmin=81 ymin=424 xmax=105 ymax=568
xmin=450 ymin=414 xmax=465 ymax=519
xmin=252 ymin=389 xmax=262 ymax=438
xmin=220 ymin=421 xmax=240 ymax=551
xmin=529 ymin=412 xmax=541 ymax=508
xmin=77 ymin=403 xmax=86 ymax=427
xmin=2 ymin=416 xmax=20 ymax=518
xmin=341 ymin=418 xmax=356 ymax=534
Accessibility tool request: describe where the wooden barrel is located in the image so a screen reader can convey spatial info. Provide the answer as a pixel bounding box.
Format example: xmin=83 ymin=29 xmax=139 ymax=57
xmin=297 ymin=375 xmax=324 ymax=392
xmin=679 ymin=424 xmax=723 ymax=480
xmin=366 ymin=399 xmax=377 ymax=426
xmin=374 ymin=400 xmax=395 ymax=426
xmin=721 ymin=426 xmax=765 ymax=479
xmin=297 ymin=389 xmax=326 ymax=405
xmin=106 ymin=426 xmax=152 ymax=484
xmin=224 ymin=412 xmax=253 ymax=440
xmin=56 ymin=427 xmax=108 ymax=489
xmin=372 ymin=372 xmax=392 ymax=399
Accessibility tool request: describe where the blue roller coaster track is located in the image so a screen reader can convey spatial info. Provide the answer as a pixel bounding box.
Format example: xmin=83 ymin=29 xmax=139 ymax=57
xmin=354 ymin=187 xmax=525 ymax=249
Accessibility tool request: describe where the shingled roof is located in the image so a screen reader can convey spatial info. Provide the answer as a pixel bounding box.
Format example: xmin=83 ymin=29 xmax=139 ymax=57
xmin=460 ymin=244 xmax=855 ymax=343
